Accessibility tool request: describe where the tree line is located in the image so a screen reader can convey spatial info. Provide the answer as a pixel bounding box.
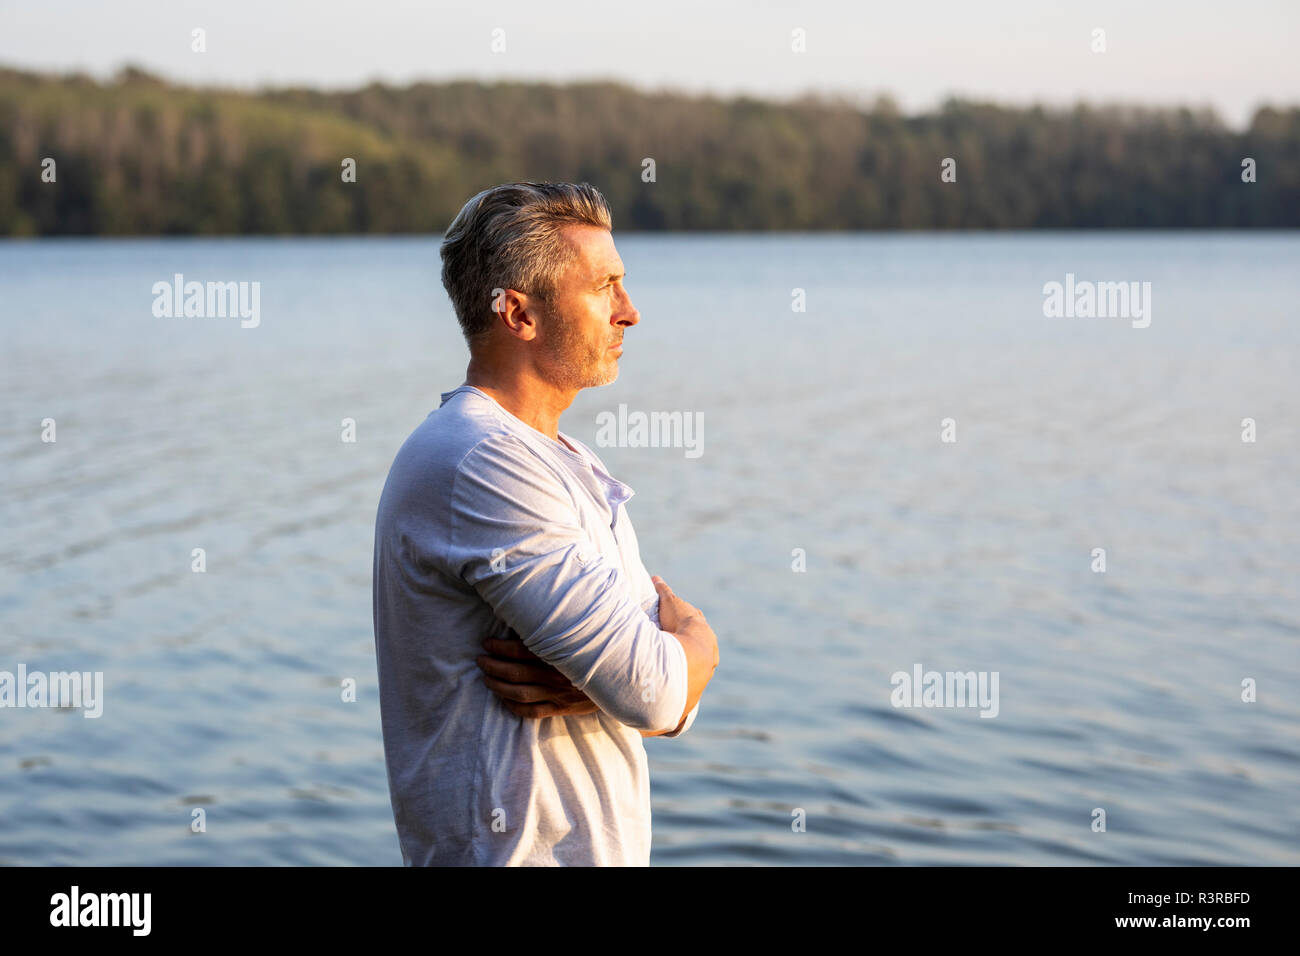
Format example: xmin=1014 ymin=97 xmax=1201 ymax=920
xmin=1 ymin=65 xmax=1296 ymax=235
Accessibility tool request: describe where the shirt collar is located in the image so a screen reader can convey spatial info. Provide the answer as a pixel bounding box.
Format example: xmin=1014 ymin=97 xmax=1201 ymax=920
xmin=440 ymin=384 xmax=589 ymax=465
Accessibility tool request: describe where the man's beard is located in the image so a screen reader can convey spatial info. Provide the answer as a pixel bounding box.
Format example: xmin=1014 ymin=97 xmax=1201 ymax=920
xmin=539 ymin=304 xmax=618 ymax=389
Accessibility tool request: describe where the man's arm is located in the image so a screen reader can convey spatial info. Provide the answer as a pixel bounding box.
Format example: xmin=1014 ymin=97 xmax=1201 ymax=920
xmin=476 ymin=576 xmax=718 ymax=734
xmin=641 ymin=576 xmax=717 ymax=734
xmin=477 ymin=618 xmax=707 ymax=734
xmin=478 ymin=629 xmax=707 ymax=736
xmin=446 ymin=434 xmax=691 ymax=734
xmin=640 ymin=702 xmax=696 ymax=737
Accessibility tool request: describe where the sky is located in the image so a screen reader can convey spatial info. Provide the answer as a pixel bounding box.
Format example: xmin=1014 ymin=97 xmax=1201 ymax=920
xmin=1 ymin=0 xmax=1296 ymax=128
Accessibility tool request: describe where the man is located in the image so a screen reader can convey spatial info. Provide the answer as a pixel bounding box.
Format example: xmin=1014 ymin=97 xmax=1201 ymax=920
xmin=372 ymin=181 xmax=720 ymax=866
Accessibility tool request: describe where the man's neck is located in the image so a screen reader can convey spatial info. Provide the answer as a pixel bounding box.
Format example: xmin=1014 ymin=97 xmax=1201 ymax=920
xmin=463 ymin=370 xmax=574 ymax=444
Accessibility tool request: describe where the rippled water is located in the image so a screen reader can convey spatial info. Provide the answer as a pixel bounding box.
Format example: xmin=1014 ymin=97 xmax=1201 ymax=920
xmin=1 ymin=233 xmax=1297 ymax=865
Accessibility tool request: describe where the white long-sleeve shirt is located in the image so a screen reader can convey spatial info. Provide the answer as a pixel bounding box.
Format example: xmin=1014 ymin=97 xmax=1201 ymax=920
xmin=372 ymin=384 xmax=698 ymax=865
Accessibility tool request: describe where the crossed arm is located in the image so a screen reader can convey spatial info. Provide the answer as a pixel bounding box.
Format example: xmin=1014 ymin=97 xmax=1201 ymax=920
xmin=475 ymin=573 xmax=717 ymax=738
xmin=450 ymin=436 xmax=717 ymax=735
xmin=476 ymin=630 xmax=688 ymax=737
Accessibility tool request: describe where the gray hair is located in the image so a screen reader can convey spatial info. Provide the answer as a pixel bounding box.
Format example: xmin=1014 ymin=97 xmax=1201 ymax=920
xmin=439 ymin=182 xmax=613 ymax=348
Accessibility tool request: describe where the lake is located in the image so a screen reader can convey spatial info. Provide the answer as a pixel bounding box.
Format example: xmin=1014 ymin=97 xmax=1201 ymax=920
xmin=1 ymin=232 xmax=1297 ymax=864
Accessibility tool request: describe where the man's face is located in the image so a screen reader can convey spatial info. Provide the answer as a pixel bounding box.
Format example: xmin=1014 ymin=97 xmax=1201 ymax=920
xmin=535 ymin=224 xmax=639 ymax=390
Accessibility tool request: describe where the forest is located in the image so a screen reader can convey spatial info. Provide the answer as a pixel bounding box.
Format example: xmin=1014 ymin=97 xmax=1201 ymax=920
xmin=1 ymin=65 xmax=1296 ymax=235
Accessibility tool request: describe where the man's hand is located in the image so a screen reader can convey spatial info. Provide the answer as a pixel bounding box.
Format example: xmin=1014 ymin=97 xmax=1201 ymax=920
xmin=476 ymin=630 xmax=599 ymax=719
xmin=648 ymin=574 xmax=718 ymax=731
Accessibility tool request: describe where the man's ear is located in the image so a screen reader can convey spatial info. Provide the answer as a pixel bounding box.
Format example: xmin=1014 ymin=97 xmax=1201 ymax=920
xmin=502 ymin=288 xmax=544 ymax=341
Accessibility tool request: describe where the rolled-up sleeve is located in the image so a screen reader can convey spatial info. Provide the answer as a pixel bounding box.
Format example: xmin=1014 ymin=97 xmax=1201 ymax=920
xmin=662 ymin=701 xmax=699 ymax=737
xmin=446 ymin=435 xmax=688 ymax=733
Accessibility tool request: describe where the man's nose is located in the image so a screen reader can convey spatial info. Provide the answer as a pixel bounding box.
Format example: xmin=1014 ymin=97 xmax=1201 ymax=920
xmin=615 ymin=288 xmax=640 ymax=327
